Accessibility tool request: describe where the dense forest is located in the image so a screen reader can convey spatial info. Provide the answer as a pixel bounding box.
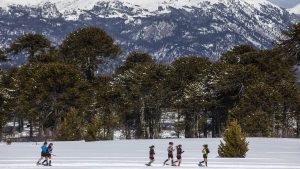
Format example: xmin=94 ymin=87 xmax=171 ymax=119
xmin=0 ymin=24 xmax=300 ymax=141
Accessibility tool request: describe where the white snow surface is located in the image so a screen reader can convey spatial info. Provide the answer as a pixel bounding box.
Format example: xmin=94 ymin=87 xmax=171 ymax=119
xmin=0 ymin=138 xmax=300 ymax=169
xmin=0 ymin=0 xmax=282 ymax=20
xmin=289 ymin=4 xmax=300 ymax=14
xmin=0 ymin=0 xmax=279 ymax=13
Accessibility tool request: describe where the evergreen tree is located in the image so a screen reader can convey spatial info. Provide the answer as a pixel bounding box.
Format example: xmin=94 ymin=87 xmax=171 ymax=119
xmin=183 ymin=63 xmax=217 ymax=137
xmin=167 ymin=56 xmax=212 ymax=138
xmin=277 ymin=23 xmax=300 ymax=63
xmin=88 ymin=76 xmax=118 ymax=140
xmin=1 ymin=24 xmax=300 ymax=140
xmin=56 ymin=108 xmax=83 ymax=141
xmin=60 ymin=27 xmax=122 ymax=81
xmin=84 ymin=114 xmax=103 ymax=141
xmin=226 ymin=50 xmax=300 ymax=137
xmin=113 ymin=62 xmax=169 ymax=139
xmin=218 ymin=120 xmax=249 ymax=158
xmin=0 ymin=49 xmax=8 ymax=62
xmin=116 ymin=52 xmax=155 ymax=74
xmin=31 ymin=47 xmax=60 ymax=64
xmin=0 ymin=68 xmax=22 ymax=140
xmin=8 ymin=33 xmax=51 ymax=62
xmin=220 ymin=44 xmax=257 ymax=64
xmin=17 ymin=63 xmax=89 ymax=139
xmin=0 ymin=72 xmax=8 ymax=140
xmin=0 ymin=50 xmax=10 ymax=139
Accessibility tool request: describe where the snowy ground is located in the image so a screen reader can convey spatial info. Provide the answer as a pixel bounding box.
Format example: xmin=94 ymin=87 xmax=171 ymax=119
xmin=0 ymin=138 xmax=300 ymax=169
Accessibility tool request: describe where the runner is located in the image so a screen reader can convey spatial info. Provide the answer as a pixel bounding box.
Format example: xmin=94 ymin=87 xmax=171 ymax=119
xmin=45 ymin=143 xmax=54 ymax=166
xmin=146 ymin=145 xmax=155 ymax=166
xmin=163 ymin=142 xmax=175 ymax=166
xmin=36 ymin=142 xmax=48 ymax=166
xmin=174 ymin=144 xmax=184 ymax=166
xmin=199 ymin=144 xmax=209 ymax=167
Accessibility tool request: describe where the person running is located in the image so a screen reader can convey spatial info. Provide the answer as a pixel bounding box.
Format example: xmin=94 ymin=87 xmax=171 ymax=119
xmin=163 ymin=142 xmax=175 ymax=166
xmin=174 ymin=144 xmax=184 ymax=166
xmin=36 ymin=142 xmax=48 ymax=166
xmin=146 ymin=145 xmax=155 ymax=166
xmin=199 ymin=144 xmax=209 ymax=167
xmin=44 ymin=143 xmax=54 ymax=166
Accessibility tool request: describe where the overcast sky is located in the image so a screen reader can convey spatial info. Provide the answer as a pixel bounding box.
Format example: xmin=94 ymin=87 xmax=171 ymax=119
xmin=268 ymin=0 xmax=300 ymax=8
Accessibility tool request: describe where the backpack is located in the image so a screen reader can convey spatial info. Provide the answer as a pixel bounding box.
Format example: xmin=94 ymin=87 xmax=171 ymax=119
xmin=206 ymin=148 xmax=210 ymax=154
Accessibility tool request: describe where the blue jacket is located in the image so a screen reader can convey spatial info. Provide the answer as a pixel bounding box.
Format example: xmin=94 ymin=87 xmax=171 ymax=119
xmin=41 ymin=145 xmax=47 ymax=153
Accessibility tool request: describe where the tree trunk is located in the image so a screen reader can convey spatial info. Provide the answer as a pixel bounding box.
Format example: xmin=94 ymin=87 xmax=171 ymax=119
xmin=185 ymin=111 xmax=194 ymax=138
xmin=212 ymin=117 xmax=215 ymax=138
xmin=203 ymin=121 xmax=207 ymax=138
xmin=18 ymin=119 xmax=23 ymax=133
xmin=137 ymin=98 xmax=146 ymax=139
xmin=125 ymin=126 xmax=131 ymax=139
xmin=219 ymin=119 xmax=223 ymax=136
xmin=176 ymin=111 xmax=181 ymax=138
xmin=0 ymin=124 xmax=3 ymax=141
xmin=195 ymin=114 xmax=199 ymax=138
xmin=13 ymin=117 xmax=16 ymax=137
xmin=29 ymin=120 xmax=33 ymax=140
xmin=282 ymin=107 xmax=289 ymax=138
xmin=135 ymin=112 xmax=143 ymax=139
xmin=142 ymin=101 xmax=147 ymax=139
xmin=149 ymin=119 xmax=154 ymax=139
xmin=296 ymin=119 xmax=300 ymax=138
xmin=153 ymin=106 xmax=161 ymax=139
xmin=39 ymin=125 xmax=45 ymax=140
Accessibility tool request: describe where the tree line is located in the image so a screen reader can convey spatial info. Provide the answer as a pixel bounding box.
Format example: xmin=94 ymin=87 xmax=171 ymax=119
xmin=0 ymin=24 xmax=300 ymax=141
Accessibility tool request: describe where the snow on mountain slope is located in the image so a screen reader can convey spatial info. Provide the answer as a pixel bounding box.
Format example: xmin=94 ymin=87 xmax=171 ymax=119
xmin=0 ymin=0 xmax=293 ymax=70
xmin=0 ymin=0 xmax=276 ymax=9
xmin=0 ymin=0 xmax=285 ymax=21
xmin=0 ymin=0 xmax=281 ymax=17
xmin=289 ymin=4 xmax=300 ymax=14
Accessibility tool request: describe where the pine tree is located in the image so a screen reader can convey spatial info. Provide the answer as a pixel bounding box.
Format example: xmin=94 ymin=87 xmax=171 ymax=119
xmin=113 ymin=62 xmax=169 ymax=139
xmin=93 ymin=76 xmax=118 ymax=140
xmin=0 ymin=49 xmax=8 ymax=62
xmin=60 ymin=27 xmax=122 ymax=81
xmin=115 ymin=52 xmax=154 ymax=74
xmin=16 ymin=62 xmax=89 ymax=139
xmin=0 ymin=71 xmax=8 ymax=140
xmin=56 ymin=108 xmax=83 ymax=141
xmin=220 ymin=44 xmax=256 ymax=64
xmin=167 ymin=56 xmax=212 ymax=138
xmin=8 ymin=33 xmax=51 ymax=62
xmin=277 ymin=23 xmax=300 ymax=63
xmin=218 ymin=120 xmax=249 ymax=157
xmin=84 ymin=115 xmax=101 ymax=141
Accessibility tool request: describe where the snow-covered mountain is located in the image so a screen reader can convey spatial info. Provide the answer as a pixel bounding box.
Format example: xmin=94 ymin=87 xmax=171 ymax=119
xmin=289 ymin=4 xmax=300 ymax=14
xmin=0 ymin=0 xmax=296 ymax=69
xmin=269 ymin=0 xmax=300 ymax=9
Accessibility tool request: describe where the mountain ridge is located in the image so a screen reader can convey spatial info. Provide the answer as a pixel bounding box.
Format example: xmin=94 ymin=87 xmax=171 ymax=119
xmin=0 ymin=0 xmax=296 ymax=72
xmin=0 ymin=0 xmax=282 ymax=20
xmin=289 ymin=4 xmax=300 ymax=14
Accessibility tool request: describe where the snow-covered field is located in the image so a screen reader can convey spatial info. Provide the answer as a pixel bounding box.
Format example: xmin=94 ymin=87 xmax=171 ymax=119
xmin=0 ymin=138 xmax=299 ymax=169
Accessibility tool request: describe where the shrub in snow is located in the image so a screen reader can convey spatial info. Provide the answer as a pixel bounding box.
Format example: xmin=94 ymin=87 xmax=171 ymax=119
xmin=218 ymin=120 xmax=249 ymax=158
xmin=6 ymin=138 xmax=12 ymax=145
